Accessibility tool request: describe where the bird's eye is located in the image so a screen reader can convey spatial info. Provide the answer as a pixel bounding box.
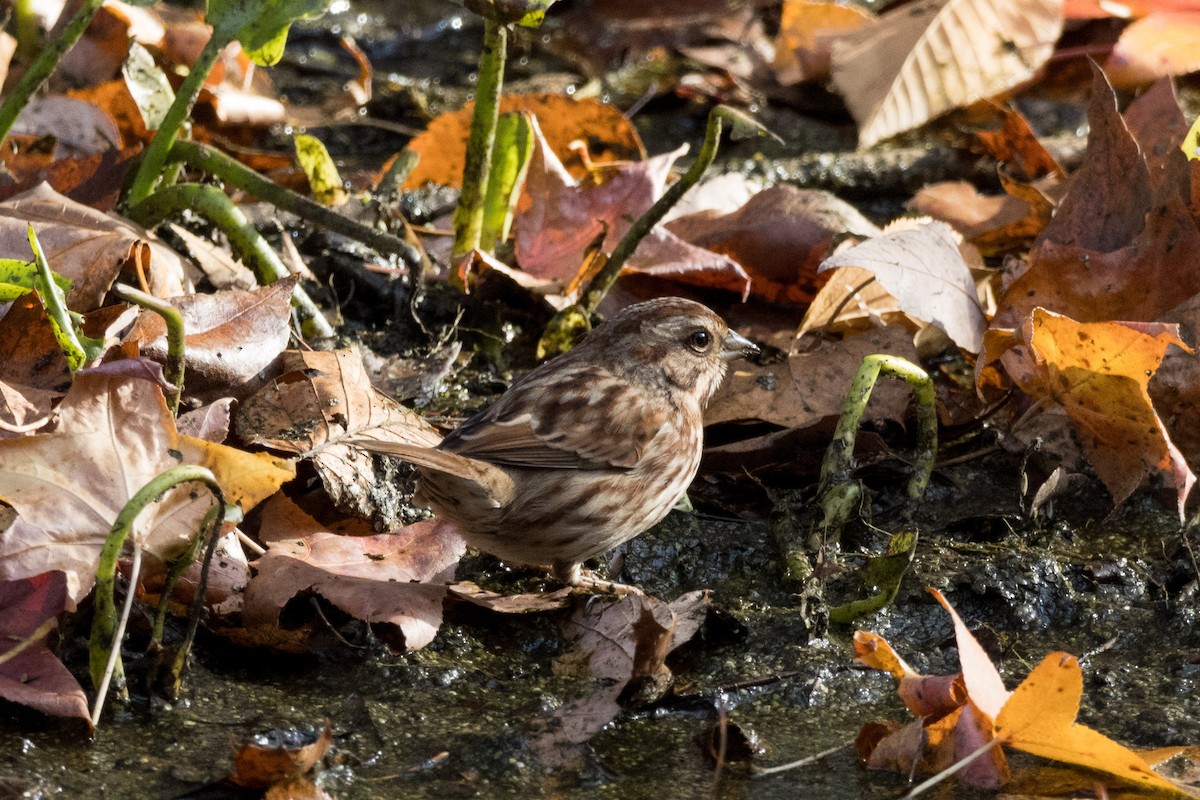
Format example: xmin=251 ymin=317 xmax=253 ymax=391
xmin=687 ymin=329 xmax=712 ymax=351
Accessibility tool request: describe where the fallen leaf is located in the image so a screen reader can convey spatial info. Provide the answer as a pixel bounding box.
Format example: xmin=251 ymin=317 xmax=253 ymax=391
xmin=558 ymin=591 xmax=710 ymax=684
xmin=0 ymin=183 xmax=187 ymax=310
xmin=242 ymin=494 xmax=464 ymax=650
xmin=446 ymin=581 xmax=573 ymax=613
xmin=971 ymin=104 xmax=1064 ymax=181
xmin=513 ymin=116 xmax=749 ymax=298
xmin=928 ymin=588 xmax=1009 ymax=718
xmin=0 ymin=571 xmax=89 ymax=724
xmin=230 ymin=724 xmax=332 ymax=789
xmin=665 ymin=185 xmax=880 ymax=306
xmin=0 ymin=379 xmax=56 ymax=439
xmin=796 ymin=266 xmax=904 ymax=339
xmin=0 ymin=373 xmax=289 ymax=602
xmin=994 ymin=651 xmax=1189 ymax=796
xmin=1106 ymin=11 xmax=1200 ymax=86
xmin=10 ymin=96 xmax=121 ymax=157
xmin=1123 ymin=77 xmax=1193 ymax=208
xmin=235 ymin=349 xmax=441 ymax=523
xmin=773 ymin=0 xmax=873 ymax=85
xmin=0 ymin=294 xmax=71 ymax=393
xmin=176 ymin=398 xmax=235 ymax=442
xmin=1022 ymin=310 xmax=1195 ymax=514
xmin=528 ymin=684 xmax=624 ymax=771
xmin=830 ymin=0 xmax=1065 ymax=148
xmin=1036 ymin=63 xmax=1152 ymax=254
xmin=818 ymin=220 xmax=986 ymax=353
xmin=402 ymin=94 xmax=644 ymax=190
xmin=854 ymin=631 xmax=965 ymax=717
xmin=907 ymin=177 xmax=1055 ymax=253
xmin=706 ymin=326 xmax=920 ymax=429
xmin=124 ymin=279 xmax=295 ymax=403
xmin=995 ymin=195 xmax=1200 ymax=329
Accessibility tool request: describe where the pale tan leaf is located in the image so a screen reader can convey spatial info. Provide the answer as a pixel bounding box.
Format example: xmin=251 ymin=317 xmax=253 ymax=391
xmin=831 ymin=0 xmax=1064 ymax=148
xmin=818 ymin=221 xmax=986 ymax=352
xmin=1106 ymin=11 xmax=1200 ymax=87
xmin=0 ymin=374 xmax=209 ymax=602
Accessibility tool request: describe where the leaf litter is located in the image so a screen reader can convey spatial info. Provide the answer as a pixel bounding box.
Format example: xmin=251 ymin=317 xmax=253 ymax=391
xmin=2 ymin=0 xmax=1200 ymax=796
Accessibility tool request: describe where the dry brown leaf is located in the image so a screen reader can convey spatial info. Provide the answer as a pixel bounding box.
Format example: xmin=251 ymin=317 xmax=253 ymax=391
xmin=446 ymin=581 xmax=573 ymax=613
xmin=242 ymin=494 xmax=463 ymax=650
xmin=971 ymin=104 xmax=1064 ymax=181
xmin=818 ymin=220 xmax=986 ymax=352
xmin=66 ymin=80 xmax=152 ymax=149
xmin=11 ymin=97 xmax=120 ymax=157
xmin=1038 ymin=64 xmax=1152 ymax=254
xmin=665 ymin=185 xmax=879 ymax=306
xmin=996 ymin=195 xmax=1200 ymax=330
xmin=0 ymin=374 xmax=212 ymax=602
xmin=706 ymin=326 xmax=919 ymax=429
xmin=125 ymin=279 xmax=295 ymax=403
xmin=0 ymin=295 xmax=71 ymax=394
xmin=1151 ymin=294 xmax=1200 ymax=468
xmin=557 ymin=591 xmax=709 ymax=685
xmin=230 ymin=724 xmax=332 ymax=790
xmin=176 ymin=398 xmax=235 ymax=442
xmin=0 ymin=182 xmax=187 ymax=310
xmin=0 ymin=379 xmax=56 ymax=439
xmin=528 ymin=684 xmax=624 ymax=771
xmin=830 ymin=0 xmax=1064 ymax=148
xmin=235 ymin=349 xmax=441 ymax=523
xmin=0 ymin=373 xmax=291 ymax=603
xmin=1123 ymin=78 xmax=1192 ymax=207
xmin=907 ymin=179 xmax=1053 ymax=254
xmin=796 ymin=265 xmax=905 ymax=339
xmin=514 ymin=116 xmax=749 ymax=298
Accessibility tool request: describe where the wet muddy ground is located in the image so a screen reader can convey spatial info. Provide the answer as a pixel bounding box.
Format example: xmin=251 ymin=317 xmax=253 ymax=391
xmin=4 ymin=451 xmax=1200 ymax=798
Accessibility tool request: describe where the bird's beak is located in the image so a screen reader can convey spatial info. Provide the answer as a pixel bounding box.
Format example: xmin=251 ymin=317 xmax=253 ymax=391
xmin=721 ymin=329 xmax=759 ymax=360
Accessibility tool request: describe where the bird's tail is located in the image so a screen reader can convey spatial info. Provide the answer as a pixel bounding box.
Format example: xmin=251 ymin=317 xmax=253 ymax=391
xmin=344 ymin=437 xmax=515 ymax=506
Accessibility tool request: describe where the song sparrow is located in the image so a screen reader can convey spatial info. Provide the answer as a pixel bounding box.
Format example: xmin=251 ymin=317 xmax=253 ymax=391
xmin=354 ymin=297 xmax=758 ymax=589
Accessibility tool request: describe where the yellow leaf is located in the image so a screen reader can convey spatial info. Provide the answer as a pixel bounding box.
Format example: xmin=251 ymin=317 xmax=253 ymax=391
xmin=178 ymin=435 xmax=294 ymax=510
xmin=995 ymin=652 xmax=1189 ymax=797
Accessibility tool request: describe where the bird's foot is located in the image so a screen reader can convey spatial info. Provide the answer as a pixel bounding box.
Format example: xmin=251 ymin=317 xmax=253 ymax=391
xmin=553 ymin=562 xmax=644 ymax=596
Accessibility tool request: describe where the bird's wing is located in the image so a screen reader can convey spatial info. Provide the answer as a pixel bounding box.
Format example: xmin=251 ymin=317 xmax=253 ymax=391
xmin=442 ymin=364 xmax=669 ymax=470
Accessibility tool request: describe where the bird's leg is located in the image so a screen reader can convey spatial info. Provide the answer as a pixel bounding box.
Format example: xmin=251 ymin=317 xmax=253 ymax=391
xmin=553 ymin=560 xmax=644 ymax=596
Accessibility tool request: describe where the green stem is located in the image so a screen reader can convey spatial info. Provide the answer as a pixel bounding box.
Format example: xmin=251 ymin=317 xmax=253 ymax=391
xmin=112 ymin=284 xmax=186 ymax=414
xmin=89 ymin=465 xmax=224 ymax=721
xmin=819 ymin=354 xmax=937 ymax=500
xmin=124 ymin=35 xmax=227 ymax=207
xmin=580 ymin=105 xmax=735 ymax=315
xmin=149 ymin=512 xmax=211 ymax=653
xmin=0 ymin=0 xmax=105 ymax=143
xmin=450 ymin=17 xmax=507 ymax=271
xmin=166 ymin=140 xmax=420 ymax=266
xmin=127 ymin=184 xmax=335 ymax=339
xmin=167 ymin=502 xmax=238 ymax=699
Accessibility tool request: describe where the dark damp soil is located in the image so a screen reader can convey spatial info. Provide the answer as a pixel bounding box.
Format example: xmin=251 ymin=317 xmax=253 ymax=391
xmin=4 ymin=451 xmax=1199 ymax=798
